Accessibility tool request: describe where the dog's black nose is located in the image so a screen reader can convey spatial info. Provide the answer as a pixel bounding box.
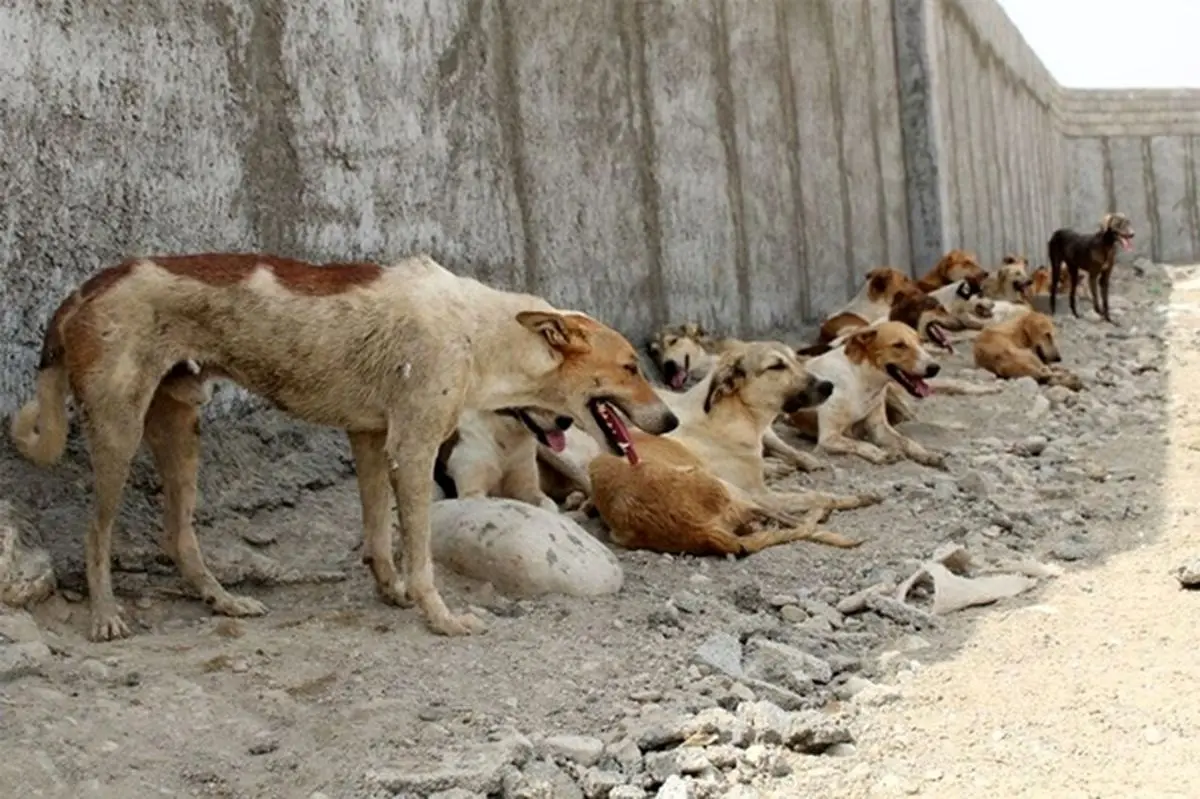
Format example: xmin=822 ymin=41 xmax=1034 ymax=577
xmin=662 ymin=360 xmax=679 ymax=377
xmin=554 ymin=415 xmax=573 ymax=430
xmin=659 ymin=411 xmax=679 ymax=434
xmin=816 ymin=379 xmax=834 ymax=400
xmin=924 ymin=363 xmax=941 ymax=378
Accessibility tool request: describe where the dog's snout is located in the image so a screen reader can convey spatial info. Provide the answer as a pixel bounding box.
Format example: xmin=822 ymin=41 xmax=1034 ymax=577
xmin=815 ymin=379 xmax=834 ymax=400
xmin=924 ymin=363 xmax=941 ymax=378
xmin=659 ymin=410 xmax=679 ymax=434
xmin=662 ymin=360 xmax=680 ymax=377
xmin=554 ymin=415 xmax=573 ymax=430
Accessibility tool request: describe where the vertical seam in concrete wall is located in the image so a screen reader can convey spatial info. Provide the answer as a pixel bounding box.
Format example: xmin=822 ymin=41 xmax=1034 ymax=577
xmin=938 ymin=23 xmax=965 ymax=242
xmin=1185 ymin=137 xmax=1200 ymax=261
xmin=984 ymin=53 xmax=1007 ymax=257
xmin=1101 ymin=136 xmax=1116 ymax=213
xmin=774 ymin=0 xmax=812 ymax=320
xmin=710 ymin=0 xmax=751 ymax=335
xmin=620 ymin=2 xmax=667 ymax=328
xmin=819 ymin=0 xmax=856 ymax=295
xmin=495 ymin=0 xmax=540 ymax=293
xmin=862 ymin=0 xmax=891 ymax=266
xmin=1142 ymin=137 xmax=1162 ymax=261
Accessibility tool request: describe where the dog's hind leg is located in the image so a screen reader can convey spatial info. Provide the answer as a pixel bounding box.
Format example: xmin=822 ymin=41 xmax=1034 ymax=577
xmin=80 ymin=386 xmax=158 ymax=641
xmin=735 ymin=508 xmax=862 ymax=552
xmin=755 ymin=489 xmax=882 ymax=516
xmin=349 ymin=431 xmax=413 ymax=608
xmin=143 ymin=391 xmax=267 ymax=619
xmin=1088 ymin=269 xmax=1104 ymax=319
xmin=762 ymin=426 xmax=825 ymax=472
xmin=926 ymin=377 xmax=1003 ymax=396
xmin=1068 ymin=264 xmax=1082 ymax=318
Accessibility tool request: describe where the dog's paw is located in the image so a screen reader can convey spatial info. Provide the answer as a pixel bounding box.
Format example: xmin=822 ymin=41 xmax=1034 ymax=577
xmin=429 ymin=611 xmax=486 ymax=637
xmin=793 ymin=453 xmax=828 ymax=472
xmin=377 ymin=577 xmax=414 ymax=608
xmin=919 ymin=451 xmax=949 ymax=470
xmin=89 ymin=605 xmax=132 ymax=642
xmin=562 ymin=491 xmax=588 ymax=512
xmin=210 ymin=592 xmax=268 ymax=618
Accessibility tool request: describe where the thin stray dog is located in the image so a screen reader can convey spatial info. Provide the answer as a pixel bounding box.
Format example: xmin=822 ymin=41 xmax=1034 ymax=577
xmin=972 ymin=309 xmax=1083 ymax=390
xmin=798 ymin=321 xmax=946 ymax=468
xmin=434 ymin=408 xmax=573 ymax=511
xmin=915 ymin=249 xmax=988 ymax=293
xmin=589 ymin=342 xmax=880 ymax=556
xmin=10 ymin=253 xmax=677 ymax=641
xmin=1047 ymin=212 xmax=1136 ymax=323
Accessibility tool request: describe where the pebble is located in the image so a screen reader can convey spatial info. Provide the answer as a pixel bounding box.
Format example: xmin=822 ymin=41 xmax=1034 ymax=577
xmin=544 ymin=734 xmax=605 ymax=766
xmin=1144 ymin=726 xmax=1166 ymax=745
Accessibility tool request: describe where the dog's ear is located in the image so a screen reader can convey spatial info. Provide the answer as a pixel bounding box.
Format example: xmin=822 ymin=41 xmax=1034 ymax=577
xmin=517 ymin=311 xmax=588 ymax=354
xmin=645 ymin=337 xmax=662 ymax=356
xmin=703 ymin=357 xmax=746 ymax=414
xmin=843 ymin=328 xmax=877 ymax=363
xmin=1002 ymin=255 xmax=1017 ymax=265
xmin=1099 ymin=213 xmax=1115 ymax=231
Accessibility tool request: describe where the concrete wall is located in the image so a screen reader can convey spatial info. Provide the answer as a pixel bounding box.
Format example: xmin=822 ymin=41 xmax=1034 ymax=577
xmin=1062 ymin=90 xmax=1200 ymax=264
xmin=895 ymin=0 xmax=1064 ymax=271
xmin=0 ymin=0 xmax=919 ymax=414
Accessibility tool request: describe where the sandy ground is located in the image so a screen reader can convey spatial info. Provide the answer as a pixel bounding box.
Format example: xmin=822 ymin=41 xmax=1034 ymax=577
xmin=0 ymin=259 xmax=1189 ymax=798
xmin=776 ymin=268 xmax=1200 ymax=799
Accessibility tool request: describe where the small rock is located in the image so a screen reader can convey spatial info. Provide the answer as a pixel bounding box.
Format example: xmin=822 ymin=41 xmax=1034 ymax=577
xmin=784 ymin=710 xmax=854 ymax=753
xmin=248 ymin=734 xmax=279 ymax=756
xmin=736 ymin=701 xmax=792 ymax=746
xmin=429 ymin=790 xmax=485 ymax=799
xmin=1027 ymin=395 xmax=1051 ymax=419
xmin=825 ymin=743 xmax=857 ymax=757
xmin=607 ymin=737 xmax=644 ymax=773
xmin=610 ymin=787 xmax=648 ymax=799
xmin=850 ymin=682 xmax=902 ymax=707
xmin=544 ymin=735 xmax=605 ymax=767
xmin=505 ymin=759 xmax=583 ymax=799
xmin=579 ymin=768 xmax=625 ymax=799
xmin=644 ymin=751 xmax=682 ymax=783
xmin=1015 ymin=435 xmax=1048 ymax=457
xmin=1174 ymin=558 xmax=1200 ymax=588
xmin=744 ymin=638 xmax=832 ymax=690
xmin=728 ymin=584 xmax=764 ymax=614
xmin=703 ymin=745 xmax=740 ymax=770
xmin=0 ymin=639 xmax=51 ymax=683
xmin=671 ymin=592 xmax=703 ymax=614
xmin=1144 ymin=726 xmax=1166 ymax=745
xmin=240 ymin=524 xmax=278 ymax=546
xmin=692 ymin=633 xmax=743 ymax=679
xmin=655 ymin=775 xmax=694 ymax=798
xmin=779 ymin=605 xmax=807 ymax=624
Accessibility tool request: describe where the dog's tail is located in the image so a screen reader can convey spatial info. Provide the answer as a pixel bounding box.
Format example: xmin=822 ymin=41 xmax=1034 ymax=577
xmin=11 ymin=364 xmax=70 ymax=467
xmin=10 ymin=292 xmax=81 ymax=467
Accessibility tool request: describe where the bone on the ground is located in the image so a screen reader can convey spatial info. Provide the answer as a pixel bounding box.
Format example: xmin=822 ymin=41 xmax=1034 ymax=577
xmin=894 ymin=544 xmax=1037 ymax=615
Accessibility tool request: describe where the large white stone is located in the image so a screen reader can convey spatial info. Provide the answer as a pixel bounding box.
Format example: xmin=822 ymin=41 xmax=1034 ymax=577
xmin=0 ymin=501 xmax=55 ymax=609
xmin=430 ymin=498 xmax=623 ymax=598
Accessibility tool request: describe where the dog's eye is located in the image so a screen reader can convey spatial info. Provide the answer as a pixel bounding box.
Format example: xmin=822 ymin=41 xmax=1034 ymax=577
xmin=665 ymin=337 xmax=677 ymax=346
xmin=624 ymin=363 xmax=639 ymax=376
xmin=767 ymin=361 xmax=787 ymax=371
xmin=891 ymin=342 xmax=908 ymax=351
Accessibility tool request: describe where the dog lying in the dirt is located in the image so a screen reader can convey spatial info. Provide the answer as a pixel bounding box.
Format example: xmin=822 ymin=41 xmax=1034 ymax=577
xmin=796 ymin=321 xmax=947 ymax=468
xmin=982 ymin=256 xmax=1034 ymax=304
xmin=818 ymin=267 xmax=916 ymax=344
xmin=915 ymin=248 xmax=987 ymax=293
xmin=9 ymin=253 xmax=677 ymax=641
xmin=1047 ymin=212 xmax=1136 ymax=323
xmin=926 ymin=277 xmax=994 ymax=331
xmin=434 ymin=408 xmax=573 ymax=511
xmin=589 ymin=341 xmax=881 ymax=556
xmin=972 ymin=309 xmax=1083 ymax=390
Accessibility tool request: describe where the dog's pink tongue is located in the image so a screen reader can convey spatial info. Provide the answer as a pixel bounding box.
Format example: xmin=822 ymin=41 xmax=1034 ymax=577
xmin=546 ymin=429 xmax=567 ymax=452
xmin=1121 ymin=237 xmax=1133 ymax=252
xmin=913 ymin=378 xmax=933 ymax=398
xmin=669 ymin=372 xmax=687 ymax=390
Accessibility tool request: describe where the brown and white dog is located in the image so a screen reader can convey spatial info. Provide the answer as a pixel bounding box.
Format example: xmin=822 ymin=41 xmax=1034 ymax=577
xmin=9 ymin=253 xmax=677 ymax=642
xmin=818 ymin=267 xmax=915 ymax=344
xmin=646 ymin=323 xmax=740 ymax=391
xmin=797 ymin=321 xmax=946 ymax=468
xmin=915 ymin=249 xmax=988 ymax=293
xmin=972 ymin=309 xmax=1083 ymax=390
xmin=434 ymin=408 xmax=574 ymax=512
xmin=1047 ymin=212 xmax=1136 ymax=323
xmin=589 ymin=342 xmax=880 ymax=556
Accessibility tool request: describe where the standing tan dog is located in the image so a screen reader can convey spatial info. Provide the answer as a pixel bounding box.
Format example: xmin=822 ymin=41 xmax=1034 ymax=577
xmin=1047 ymin=212 xmax=1136 ymax=323
xmin=972 ymin=309 xmax=1083 ymax=390
xmin=589 ymin=342 xmax=879 ymax=556
xmin=10 ymin=253 xmax=677 ymax=641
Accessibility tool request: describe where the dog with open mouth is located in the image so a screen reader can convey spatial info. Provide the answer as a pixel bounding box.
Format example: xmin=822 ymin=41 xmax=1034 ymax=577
xmin=435 ymin=407 xmax=574 ymax=511
xmin=796 ymin=321 xmax=947 ymax=468
xmin=645 ymin=323 xmax=740 ymax=391
xmin=1047 ymin=212 xmax=1135 ymax=324
xmin=973 ymin=309 xmax=1084 ymax=390
xmin=982 ymin=256 xmax=1035 ymax=305
xmin=588 ymin=341 xmax=881 ymax=557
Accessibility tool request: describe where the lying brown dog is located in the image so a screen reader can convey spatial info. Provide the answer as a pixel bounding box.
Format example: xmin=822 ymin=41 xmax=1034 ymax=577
xmin=915 ymin=248 xmax=987 ymax=292
xmin=972 ymin=309 xmax=1083 ymax=390
xmin=818 ymin=267 xmax=915 ymax=344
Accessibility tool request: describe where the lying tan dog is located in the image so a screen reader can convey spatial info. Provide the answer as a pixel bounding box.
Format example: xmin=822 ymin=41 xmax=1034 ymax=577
xmin=818 ymin=267 xmax=915 ymax=344
xmin=589 ymin=342 xmax=880 ymax=556
xmin=434 ymin=408 xmax=573 ymax=511
xmin=927 ymin=276 xmax=994 ymax=330
xmin=972 ymin=309 xmax=1084 ymax=390
xmin=10 ymin=253 xmax=677 ymax=641
xmin=915 ymin=248 xmax=987 ymax=293
xmin=646 ymin=323 xmax=739 ymax=391
xmin=798 ymin=322 xmax=946 ymax=468
xmin=983 ymin=256 xmax=1034 ymax=304
xmin=645 ymin=322 xmax=826 ymax=473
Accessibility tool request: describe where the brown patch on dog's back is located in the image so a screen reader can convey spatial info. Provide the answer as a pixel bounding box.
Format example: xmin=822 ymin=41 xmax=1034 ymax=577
xmin=818 ymin=312 xmax=869 ymax=344
xmin=149 ymin=254 xmax=384 ymax=296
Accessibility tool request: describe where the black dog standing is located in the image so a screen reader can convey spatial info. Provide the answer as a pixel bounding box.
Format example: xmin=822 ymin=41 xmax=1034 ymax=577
xmin=1047 ymin=212 xmax=1136 ymax=324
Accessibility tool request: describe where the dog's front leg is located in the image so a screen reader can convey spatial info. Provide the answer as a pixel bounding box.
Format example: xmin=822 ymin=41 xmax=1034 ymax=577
xmin=386 ymin=434 xmax=484 ymax=637
xmin=763 ymin=426 xmax=826 ymax=472
xmin=1099 ymin=269 xmax=1117 ymax=324
xmin=817 ymin=431 xmax=897 ymax=465
xmin=864 ymin=402 xmax=946 ymax=470
xmin=1087 ymin=269 xmax=1105 ymax=320
xmin=503 ymin=446 xmax=561 ymax=513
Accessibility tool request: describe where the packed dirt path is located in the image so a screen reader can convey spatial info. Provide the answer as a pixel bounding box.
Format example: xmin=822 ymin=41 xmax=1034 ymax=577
xmin=778 ymin=269 xmax=1200 ymax=798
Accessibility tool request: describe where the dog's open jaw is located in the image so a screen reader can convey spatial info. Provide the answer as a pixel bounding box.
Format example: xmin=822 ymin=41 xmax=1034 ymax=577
xmin=503 ymin=408 xmax=571 ymax=452
xmin=589 ymin=399 xmax=640 ymax=465
xmin=1119 ymin=233 xmax=1134 ymax=252
xmin=926 ymin=322 xmax=953 ymax=353
xmin=886 ymin=364 xmax=934 ymax=399
xmin=667 ymin=356 xmax=690 ymax=390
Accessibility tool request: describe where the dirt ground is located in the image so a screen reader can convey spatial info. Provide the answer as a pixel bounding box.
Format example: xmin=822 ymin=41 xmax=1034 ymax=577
xmin=0 ymin=259 xmax=1189 ymax=798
